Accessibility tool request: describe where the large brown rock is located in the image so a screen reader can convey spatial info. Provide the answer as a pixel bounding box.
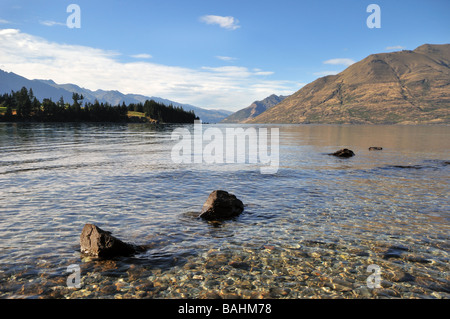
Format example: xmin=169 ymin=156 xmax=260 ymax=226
xmin=80 ymin=224 xmax=142 ymax=258
xmin=199 ymin=190 xmax=244 ymax=221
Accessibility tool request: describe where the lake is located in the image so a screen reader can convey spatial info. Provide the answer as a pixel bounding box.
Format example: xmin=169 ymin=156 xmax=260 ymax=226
xmin=0 ymin=122 xmax=448 ymax=299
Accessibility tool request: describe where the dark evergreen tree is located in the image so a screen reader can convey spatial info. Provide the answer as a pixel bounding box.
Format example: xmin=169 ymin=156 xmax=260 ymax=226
xmin=16 ymin=87 xmax=32 ymax=118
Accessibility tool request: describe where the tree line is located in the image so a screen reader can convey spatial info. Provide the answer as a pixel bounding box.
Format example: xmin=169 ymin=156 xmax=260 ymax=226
xmin=0 ymin=87 xmax=198 ymax=123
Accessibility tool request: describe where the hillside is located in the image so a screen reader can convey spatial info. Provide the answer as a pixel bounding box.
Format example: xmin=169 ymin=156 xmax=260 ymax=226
xmin=249 ymin=44 xmax=450 ymax=124
xmin=0 ymin=70 xmax=231 ymax=123
xmin=221 ymin=94 xmax=287 ymax=123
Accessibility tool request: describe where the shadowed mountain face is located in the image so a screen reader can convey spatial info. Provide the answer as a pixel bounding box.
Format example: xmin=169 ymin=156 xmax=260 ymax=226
xmin=221 ymin=94 xmax=287 ymax=123
xmin=249 ymin=44 xmax=450 ymax=124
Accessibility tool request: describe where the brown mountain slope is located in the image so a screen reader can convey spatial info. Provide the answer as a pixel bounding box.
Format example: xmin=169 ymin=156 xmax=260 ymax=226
xmin=220 ymin=94 xmax=287 ymax=123
xmin=249 ymin=44 xmax=450 ymax=124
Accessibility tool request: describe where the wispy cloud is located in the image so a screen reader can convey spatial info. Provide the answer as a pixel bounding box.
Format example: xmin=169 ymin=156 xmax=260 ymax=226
xmin=323 ymin=58 xmax=355 ymax=66
xmin=130 ymin=53 xmax=152 ymax=59
xmin=40 ymin=20 xmax=66 ymax=27
xmin=313 ymin=70 xmax=339 ymax=77
xmin=200 ymin=15 xmax=240 ymax=30
xmin=385 ymin=45 xmax=405 ymax=51
xmin=252 ymin=68 xmax=274 ymax=76
xmin=216 ymin=56 xmax=237 ymax=62
xmin=314 ymin=57 xmax=355 ymax=78
xmin=0 ymin=19 xmax=11 ymax=24
xmin=0 ymin=29 xmax=296 ymax=110
xmin=201 ymin=66 xmax=274 ymax=77
xmin=201 ymin=66 xmax=252 ymax=77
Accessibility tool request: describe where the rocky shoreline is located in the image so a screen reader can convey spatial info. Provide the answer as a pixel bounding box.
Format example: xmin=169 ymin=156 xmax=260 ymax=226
xmin=2 ymin=236 xmax=448 ymax=299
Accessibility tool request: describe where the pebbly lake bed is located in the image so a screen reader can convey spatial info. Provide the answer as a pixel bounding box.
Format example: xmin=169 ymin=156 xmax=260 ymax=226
xmin=0 ymin=122 xmax=448 ymax=299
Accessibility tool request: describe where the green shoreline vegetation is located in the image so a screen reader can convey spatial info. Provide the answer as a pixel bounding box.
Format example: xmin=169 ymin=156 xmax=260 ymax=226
xmin=0 ymin=87 xmax=198 ymax=123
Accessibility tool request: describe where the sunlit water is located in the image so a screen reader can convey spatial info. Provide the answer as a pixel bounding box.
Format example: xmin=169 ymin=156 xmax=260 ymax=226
xmin=0 ymin=123 xmax=448 ymax=299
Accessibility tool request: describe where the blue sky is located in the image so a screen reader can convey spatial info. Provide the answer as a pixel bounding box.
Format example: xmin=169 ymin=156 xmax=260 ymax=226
xmin=0 ymin=0 xmax=449 ymax=110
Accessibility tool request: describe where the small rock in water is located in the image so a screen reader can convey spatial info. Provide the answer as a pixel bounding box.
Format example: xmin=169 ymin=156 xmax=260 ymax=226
xmin=229 ymin=261 xmax=251 ymax=271
xmin=199 ymin=190 xmax=244 ymax=221
xmin=80 ymin=223 xmax=144 ymax=258
xmin=330 ymin=149 xmax=355 ymax=158
xmin=354 ymin=287 xmax=372 ymax=298
xmin=200 ymin=291 xmax=222 ymax=299
xmin=368 ymin=147 xmax=383 ymax=151
xmin=392 ymin=271 xmax=415 ymax=283
xmin=383 ymin=245 xmax=409 ymax=259
xmin=372 ymin=288 xmax=400 ymax=298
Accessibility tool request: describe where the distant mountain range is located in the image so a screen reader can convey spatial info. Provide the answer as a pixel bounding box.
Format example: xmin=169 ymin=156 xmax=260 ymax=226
xmin=249 ymin=44 xmax=450 ymax=124
xmin=3 ymin=43 xmax=448 ymax=125
xmin=0 ymin=70 xmax=232 ymax=123
xmin=220 ymin=94 xmax=288 ymax=123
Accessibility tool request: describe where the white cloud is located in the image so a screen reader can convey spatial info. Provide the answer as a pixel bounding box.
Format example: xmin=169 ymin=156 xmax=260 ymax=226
xmin=200 ymin=15 xmax=240 ymax=30
xmin=0 ymin=29 xmax=296 ymax=110
xmin=254 ymin=70 xmax=274 ymax=76
xmin=0 ymin=19 xmax=11 ymax=24
xmin=385 ymin=45 xmax=405 ymax=50
xmin=201 ymin=66 xmax=274 ymax=77
xmin=252 ymin=68 xmax=274 ymax=75
xmin=40 ymin=20 xmax=66 ymax=27
xmin=216 ymin=56 xmax=237 ymax=62
xmin=0 ymin=29 xmax=18 ymax=35
xmin=201 ymin=66 xmax=252 ymax=77
xmin=130 ymin=53 xmax=152 ymax=59
xmin=313 ymin=58 xmax=355 ymax=78
xmin=323 ymin=58 xmax=355 ymax=66
xmin=313 ymin=70 xmax=339 ymax=77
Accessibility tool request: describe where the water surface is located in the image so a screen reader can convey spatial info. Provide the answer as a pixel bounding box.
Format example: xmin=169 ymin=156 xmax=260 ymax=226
xmin=0 ymin=123 xmax=448 ymax=299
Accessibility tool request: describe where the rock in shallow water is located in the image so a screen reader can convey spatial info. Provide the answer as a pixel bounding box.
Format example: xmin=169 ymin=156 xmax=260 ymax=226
xmin=199 ymin=190 xmax=244 ymax=221
xmin=80 ymin=224 xmax=144 ymax=258
xmin=330 ymin=149 xmax=355 ymax=158
xmin=229 ymin=261 xmax=251 ymax=271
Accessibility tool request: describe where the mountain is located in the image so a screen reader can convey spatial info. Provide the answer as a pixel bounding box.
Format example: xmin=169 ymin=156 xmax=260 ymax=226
xmin=249 ymin=44 xmax=450 ymax=124
xmin=38 ymin=79 xmax=232 ymax=122
xmin=220 ymin=94 xmax=288 ymax=123
xmin=0 ymin=70 xmax=232 ymax=123
xmin=0 ymin=71 xmax=75 ymax=104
